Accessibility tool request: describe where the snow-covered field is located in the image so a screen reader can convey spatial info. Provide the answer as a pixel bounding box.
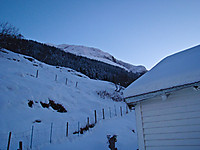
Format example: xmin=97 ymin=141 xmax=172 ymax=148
xmin=0 ymin=48 xmax=138 ymax=150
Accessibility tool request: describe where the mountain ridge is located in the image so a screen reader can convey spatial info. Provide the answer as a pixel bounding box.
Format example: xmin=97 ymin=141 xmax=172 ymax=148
xmin=53 ymin=44 xmax=147 ymax=74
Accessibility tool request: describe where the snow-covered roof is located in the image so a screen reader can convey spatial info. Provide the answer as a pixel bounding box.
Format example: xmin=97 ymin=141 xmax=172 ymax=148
xmin=124 ymin=45 xmax=200 ymax=100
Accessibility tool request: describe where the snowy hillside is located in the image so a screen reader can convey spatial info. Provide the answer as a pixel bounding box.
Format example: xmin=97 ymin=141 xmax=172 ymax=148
xmin=0 ymin=37 xmax=144 ymax=87
xmin=55 ymin=44 xmax=147 ymax=74
xmin=0 ymin=48 xmax=137 ymax=150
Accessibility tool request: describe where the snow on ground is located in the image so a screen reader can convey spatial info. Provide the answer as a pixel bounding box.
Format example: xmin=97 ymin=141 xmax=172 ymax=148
xmin=0 ymin=48 xmax=137 ymax=150
xmin=124 ymin=44 xmax=200 ymax=98
xmin=41 ymin=112 xmax=137 ymax=150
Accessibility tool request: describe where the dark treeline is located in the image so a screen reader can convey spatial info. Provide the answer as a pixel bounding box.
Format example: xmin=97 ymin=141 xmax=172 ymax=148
xmin=0 ymin=35 xmax=145 ymax=87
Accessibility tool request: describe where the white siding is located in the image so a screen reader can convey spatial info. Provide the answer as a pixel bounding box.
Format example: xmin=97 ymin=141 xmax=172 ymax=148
xmin=135 ymin=87 xmax=200 ymax=150
xmin=135 ymin=103 xmax=145 ymax=150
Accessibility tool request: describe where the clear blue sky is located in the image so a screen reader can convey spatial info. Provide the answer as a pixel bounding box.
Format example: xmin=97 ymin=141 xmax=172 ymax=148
xmin=1 ymin=0 xmax=200 ymax=69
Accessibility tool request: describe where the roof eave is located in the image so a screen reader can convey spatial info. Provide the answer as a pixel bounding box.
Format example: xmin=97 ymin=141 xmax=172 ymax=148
xmin=125 ymin=81 xmax=200 ymax=107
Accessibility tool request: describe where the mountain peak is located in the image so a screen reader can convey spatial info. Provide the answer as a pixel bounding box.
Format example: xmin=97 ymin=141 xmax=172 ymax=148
xmin=53 ymin=44 xmax=147 ymax=74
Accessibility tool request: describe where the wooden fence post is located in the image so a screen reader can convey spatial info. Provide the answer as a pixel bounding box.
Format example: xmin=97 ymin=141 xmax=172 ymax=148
xmin=7 ymin=132 xmax=11 ymax=150
xmin=94 ymin=110 xmax=97 ymax=124
xmin=120 ymin=106 xmax=122 ymax=116
xmin=78 ymin=122 xmax=80 ymax=136
xmin=102 ymin=108 xmax=105 ymax=119
xmin=36 ymin=70 xmax=39 ymax=78
xmin=66 ymin=122 xmax=69 ymax=137
xmin=55 ymin=74 xmax=57 ymax=81
xmin=109 ymin=107 xmax=111 ymax=118
xmin=50 ymin=123 xmax=53 ymax=143
xmin=126 ymin=105 xmax=128 ymax=114
xmin=65 ymin=78 xmax=68 ymax=85
xmin=19 ymin=141 xmax=22 ymax=150
xmin=114 ymin=105 xmax=117 ymax=116
xmin=87 ymin=117 xmax=90 ymax=127
xmin=30 ymin=126 xmax=34 ymax=149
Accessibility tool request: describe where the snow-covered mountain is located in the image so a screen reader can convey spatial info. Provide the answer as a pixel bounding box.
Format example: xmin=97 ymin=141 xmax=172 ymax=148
xmin=54 ymin=44 xmax=147 ymax=74
xmin=0 ymin=48 xmax=137 ymax=150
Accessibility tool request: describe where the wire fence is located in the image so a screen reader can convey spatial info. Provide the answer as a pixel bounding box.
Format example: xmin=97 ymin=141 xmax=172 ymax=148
xmin=0 ymin=69 xmax=130 ymax=149
xmin=0 ymin=104 xmax=131 ymax=150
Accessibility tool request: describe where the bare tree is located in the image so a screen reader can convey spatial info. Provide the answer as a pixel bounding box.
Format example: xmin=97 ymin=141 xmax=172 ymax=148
xmin=0 ymin=22 xmax=22 ymax=38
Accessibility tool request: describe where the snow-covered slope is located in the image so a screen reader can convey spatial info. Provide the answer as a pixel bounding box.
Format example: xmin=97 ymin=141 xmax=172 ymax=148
xmin=54 ymin=44 xmax=146 ymax=74
xmin=0 ymin=48 xmax=137 ymax=150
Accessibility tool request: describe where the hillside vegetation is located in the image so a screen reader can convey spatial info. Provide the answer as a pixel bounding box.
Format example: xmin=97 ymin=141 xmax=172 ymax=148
xmin=0 ymin=34 xmax=145 ymax=87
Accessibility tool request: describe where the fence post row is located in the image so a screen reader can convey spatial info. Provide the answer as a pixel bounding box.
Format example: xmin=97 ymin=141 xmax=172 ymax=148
xmin=4 ymin=105 xmax=130 ymax=149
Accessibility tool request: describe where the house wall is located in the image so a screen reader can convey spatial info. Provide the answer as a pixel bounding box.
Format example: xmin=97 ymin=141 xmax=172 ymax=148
xmin=135 ymin=87 xmax=200 ymax=150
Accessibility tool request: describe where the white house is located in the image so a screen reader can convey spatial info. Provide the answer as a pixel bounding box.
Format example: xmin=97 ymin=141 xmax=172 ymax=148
xmin=124 ymin=45 xmax=200 ymax=150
